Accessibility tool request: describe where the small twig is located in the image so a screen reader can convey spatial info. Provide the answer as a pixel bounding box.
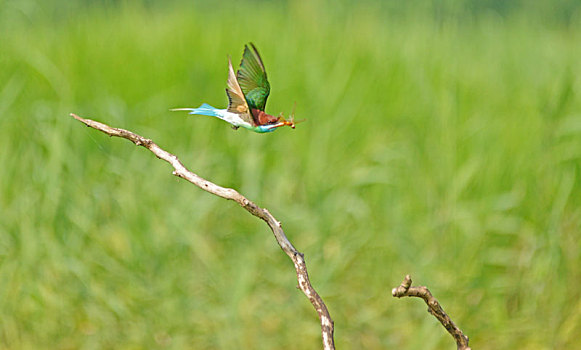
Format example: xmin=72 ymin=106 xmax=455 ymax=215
xmin=392 ymin=275 xmax=471 ymax=350
xmin=71 ymin=113 xmax=335 ymax=350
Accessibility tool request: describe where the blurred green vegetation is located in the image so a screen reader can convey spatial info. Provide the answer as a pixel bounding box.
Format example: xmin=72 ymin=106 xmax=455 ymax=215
xmin=1 ymin=0 xmax=581 ymax=348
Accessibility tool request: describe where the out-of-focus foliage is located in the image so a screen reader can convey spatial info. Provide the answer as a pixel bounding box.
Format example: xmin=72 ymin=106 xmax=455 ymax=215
xmin=1 ymin=0 xmax=580 ymax=349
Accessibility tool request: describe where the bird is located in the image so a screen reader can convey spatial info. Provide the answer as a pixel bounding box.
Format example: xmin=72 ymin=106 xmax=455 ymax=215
xmin=172 ymin=43 xmax=300 ymax=133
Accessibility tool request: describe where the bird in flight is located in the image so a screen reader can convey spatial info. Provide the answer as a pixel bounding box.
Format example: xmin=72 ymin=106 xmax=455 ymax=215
xmin=172 ymin=43 xmax=301 ymax=133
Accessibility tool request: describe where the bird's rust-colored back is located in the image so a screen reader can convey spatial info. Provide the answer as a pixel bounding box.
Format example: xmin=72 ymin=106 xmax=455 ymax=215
xmin=251 ymin=108 xmax=279 ymax=126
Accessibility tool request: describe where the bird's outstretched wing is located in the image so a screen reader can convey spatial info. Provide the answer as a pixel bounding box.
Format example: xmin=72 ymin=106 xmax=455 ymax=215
xmin=236 ymin=43 xmax=271 ymax=112
xmin=226 ymin=58 xmax=255 ymax=126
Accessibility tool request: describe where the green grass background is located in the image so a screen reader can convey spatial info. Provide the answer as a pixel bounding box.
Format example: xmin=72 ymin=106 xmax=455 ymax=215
xmin=1 ymin=0 xmax=581 ymax=348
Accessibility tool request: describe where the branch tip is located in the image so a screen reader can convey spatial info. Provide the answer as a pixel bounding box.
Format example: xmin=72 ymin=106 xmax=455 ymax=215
xmin=391 ymin=274 xmax=470 ymax=350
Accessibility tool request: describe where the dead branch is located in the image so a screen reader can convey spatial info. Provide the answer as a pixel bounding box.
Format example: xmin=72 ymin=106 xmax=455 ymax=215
xmin=70 ymin=113 xmax=335 ymax=350
xmin=392 ymin=275 xmax=471 ymax=350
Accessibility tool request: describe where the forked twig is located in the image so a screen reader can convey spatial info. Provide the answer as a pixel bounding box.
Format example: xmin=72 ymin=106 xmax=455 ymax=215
xmin=70 ymin=113 xmax=335 ymax=350
xmin=392 ymin=275 xmax=471 ymax=350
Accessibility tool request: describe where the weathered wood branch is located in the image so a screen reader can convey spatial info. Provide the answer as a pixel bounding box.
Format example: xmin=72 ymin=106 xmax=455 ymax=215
xmin=70 ymin=113 xmax=335 ymax=350
xmin=392 ymin=275 xmax=471 ymax=350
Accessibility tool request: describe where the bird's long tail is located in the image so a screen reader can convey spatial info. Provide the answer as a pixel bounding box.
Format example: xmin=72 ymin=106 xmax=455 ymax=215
xmin=170 ymin=103 xmax=220 ymax=117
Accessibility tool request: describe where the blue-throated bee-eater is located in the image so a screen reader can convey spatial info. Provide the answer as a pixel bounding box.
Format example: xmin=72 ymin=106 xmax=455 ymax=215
xmin=172 ymin=43 xmax=299 ymax=133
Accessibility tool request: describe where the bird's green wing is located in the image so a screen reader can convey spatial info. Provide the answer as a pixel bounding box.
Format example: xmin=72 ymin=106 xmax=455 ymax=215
xmin=226 ymin=58 xmax=256 ymax=126
xmin=236 ymin=43 xmax=271 ymax=112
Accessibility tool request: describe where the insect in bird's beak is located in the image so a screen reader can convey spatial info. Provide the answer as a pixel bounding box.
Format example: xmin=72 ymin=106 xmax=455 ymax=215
xmin=277 ymin=102 xmax=306 ymax=129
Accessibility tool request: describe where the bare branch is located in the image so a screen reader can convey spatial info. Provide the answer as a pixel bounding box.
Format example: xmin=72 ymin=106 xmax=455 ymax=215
xmin=392 ymin=275 xmax=471 ymax=350
xmin=70 ymin=113 xmax=335 ymax=350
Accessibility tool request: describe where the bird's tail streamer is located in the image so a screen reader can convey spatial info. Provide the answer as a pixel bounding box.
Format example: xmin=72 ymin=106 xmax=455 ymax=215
xmin=170 ymin=103 xmax=219 ymax=117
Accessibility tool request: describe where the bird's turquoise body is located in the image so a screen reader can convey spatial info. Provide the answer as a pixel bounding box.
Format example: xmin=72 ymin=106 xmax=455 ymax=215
xmin=172 ymin=43 xmax=298 ymax=133
xmin=175 ymin=104 xmax=278 ymax=133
